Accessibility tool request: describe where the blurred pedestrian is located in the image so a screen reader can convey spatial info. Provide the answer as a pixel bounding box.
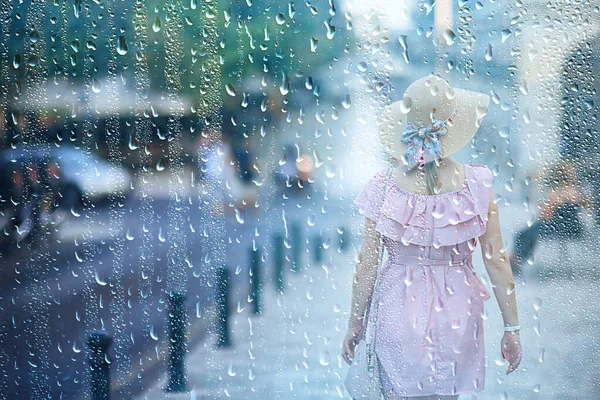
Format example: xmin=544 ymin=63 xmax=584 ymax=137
xmin=224 ymin=138 xmax=259 ymax=218
xmin=509 ymin=158 xmax=594 ymax=271
xmin=273 ymin=144 xmax=317 ymax=199
xmin=195 ymin=126 xmax=222 ymax=186
xmin=221 ymin=137 xmax=261 ymax=303
xmin=273 ymin=145 xmax=298 ymax=190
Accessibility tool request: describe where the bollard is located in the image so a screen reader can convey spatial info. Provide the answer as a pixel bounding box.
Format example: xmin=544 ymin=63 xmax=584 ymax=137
xmin=215 ymin=267 xmax=231 ymax=348
xmin=87 ymin=331 xmax=113 ymax=400
xmin=166 ymin=291 xmax=189 ymax=392
xmin=250 ymin=245 xmax=262 ymax=314
xmin=273 ymin=234 xmax=285 ymax=294
xmin=313 ymin=233 xmax=323 ymax=265
xmin=291 ymin=222 xmax=302 ymax=273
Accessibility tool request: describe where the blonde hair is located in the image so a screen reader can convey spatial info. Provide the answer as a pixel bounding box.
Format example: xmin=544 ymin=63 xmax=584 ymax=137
xmin=424 ymin=161 xmax=440 ymax=195
xmin=388 ymin=151 xmax=442 ymax=195
xmin=404 ymin=160 xmax=440 ymax=195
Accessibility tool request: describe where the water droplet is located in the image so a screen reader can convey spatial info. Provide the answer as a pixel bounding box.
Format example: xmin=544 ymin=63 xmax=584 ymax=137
xmin=341 ymin=94 xmax=351 ymax=109
xmin=319 ymin=351 xmax=331 ymax=366
xmin=400 ymin=95 xmax=412 ymax=114
xmin=27 ymin=54 xmax=39 ymax=67
xmin=72 ymin=340 xmax=81 ymax=353
xmin=528 ymin=49 xmax=538 ymax=62
xmin=310 ymin=37 xmax=318 ymax=52
xmin=150 ymin=325 xmax=159 ymax=341
xmin=423 ymin=0 xmax=435 ymax=14
xmin=129 ymin=133 xmax=138 ymax=150
xmin=234 ymin=208 xmax=245 ymax=224
xmin=92 ymin=79 xmax=102 ymax=94
xmin=519 ymin=80 xmax=528 ymax=95
xmin=448 ymin=210 xmax=461 ymax=225
xmin=228 ymin=363 xmax=238 ymax=377
xmin=432 ymin=202 xmax=446 ymax=219
xmin=152 ymin=17 xmax=161 ymax=32
xmin=533 ymin=321 xmax=541 ymax=336
xmin=225 ymin=83 xmax=236 ymax=96
xmin=484 ymin=44 xmax=493 ymax=61
xmin=434 ymin=297 xmax=444 ymax=312
xmin=443 ymin=29 xmax=456 ymax=46
xmin=156 ymin=158 xmax=166 ymax=172
xmin=12 ymin=55 xmax=21 ymax=69
xmin=306 ymin=289 xmax=314 ymax=300
xmin=357 ymin=61 xmax=368 ymax=72
xmin=324 ymin=18 xmax=335 ymax=39
xmin=205 ymin=9 xmax=217 ymax=19
xmin=95 ymin=272 xmax=107 ymax=286
xmin=538 ymin=347 xmax=545 ymax=362
xmin=501 ymin=29 xmax=512 ymax=43
xmin=403 ymin=268 xmax=414 ymax=286
xmin=117 ymin=35 xmax=128 ymax=56
xmin=279 ymin=71 xmax=290 ymax=95
xmin=237 ymin=302 xmax=245 ymax=313
xmin=29 ymin=29 xmax=40 ymax=44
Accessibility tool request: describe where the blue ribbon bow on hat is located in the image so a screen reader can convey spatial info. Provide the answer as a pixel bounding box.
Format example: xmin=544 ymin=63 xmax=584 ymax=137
xmin=400 ymin=119 xmax=449 ymax=172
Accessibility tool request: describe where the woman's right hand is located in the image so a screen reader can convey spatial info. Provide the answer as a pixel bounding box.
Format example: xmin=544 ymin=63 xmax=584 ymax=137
xmin=501 ymin=331 xmax=522 ymax=375
xmin=341 ymin=326 xmax=361 ymax=365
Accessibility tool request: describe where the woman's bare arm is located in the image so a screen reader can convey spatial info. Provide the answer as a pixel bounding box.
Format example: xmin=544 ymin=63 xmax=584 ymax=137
xmin=478 ymin=191 xmax=520 ymax=328
xmin=478 ymin=190 xmax=523 ymax=374
xmin=347 ymin=216 xmax=382 ymax=333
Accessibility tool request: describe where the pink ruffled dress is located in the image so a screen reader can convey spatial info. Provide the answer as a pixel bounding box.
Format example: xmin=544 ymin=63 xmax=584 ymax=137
xmin=354 ymin=163 xmax=494 ymax=397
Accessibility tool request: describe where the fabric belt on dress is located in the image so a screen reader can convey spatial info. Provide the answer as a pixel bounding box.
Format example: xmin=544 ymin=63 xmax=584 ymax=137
xmin=389 ymin=253 xmax=472 ymax=267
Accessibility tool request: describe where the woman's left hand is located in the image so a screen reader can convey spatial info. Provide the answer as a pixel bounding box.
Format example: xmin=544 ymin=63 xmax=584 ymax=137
xmin=501 ymin=331 xmax=522 ymax=375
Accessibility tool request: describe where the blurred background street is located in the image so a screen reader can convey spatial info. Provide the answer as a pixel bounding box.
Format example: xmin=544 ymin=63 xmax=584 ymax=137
xmin=2 ymin=0 xmax=600 ymax=399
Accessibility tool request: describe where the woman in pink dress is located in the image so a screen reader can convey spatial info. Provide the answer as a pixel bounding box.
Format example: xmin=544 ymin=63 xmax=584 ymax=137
xmin=342 ymin=76 xmax=522 ymax=399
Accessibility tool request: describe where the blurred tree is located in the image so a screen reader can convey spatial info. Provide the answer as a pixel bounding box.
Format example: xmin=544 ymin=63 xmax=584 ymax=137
xmin=1 ymin=0 xmax=350 ymax=148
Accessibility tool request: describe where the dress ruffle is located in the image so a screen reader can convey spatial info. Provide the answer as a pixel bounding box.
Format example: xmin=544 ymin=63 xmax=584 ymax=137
xmin=353 ymin=164 xmax=494 ymax=246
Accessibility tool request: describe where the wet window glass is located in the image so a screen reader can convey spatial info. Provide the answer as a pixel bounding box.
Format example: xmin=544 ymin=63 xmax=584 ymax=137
xmin=1 ymin=0 xmax=598 ymax=398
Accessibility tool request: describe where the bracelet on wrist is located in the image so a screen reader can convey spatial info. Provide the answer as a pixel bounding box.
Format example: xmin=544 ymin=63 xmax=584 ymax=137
xmin=504 ymin=324 xmax=521 ymax=332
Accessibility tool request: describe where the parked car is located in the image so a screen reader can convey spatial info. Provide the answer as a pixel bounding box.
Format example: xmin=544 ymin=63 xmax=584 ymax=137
xmin=0 ymin=148 xmax=64 ymax=251
xmin=0 ymin=145 xmax=133 ymax=251
xmin=50 ymin=146 xmax=134 ymax=209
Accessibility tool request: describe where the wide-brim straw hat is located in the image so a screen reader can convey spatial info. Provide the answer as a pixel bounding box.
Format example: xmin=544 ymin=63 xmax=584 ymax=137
xmin=378 ymin=75 xmax=491 ymax=161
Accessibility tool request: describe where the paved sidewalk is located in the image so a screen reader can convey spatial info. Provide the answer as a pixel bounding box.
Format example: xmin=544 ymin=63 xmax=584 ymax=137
xmin=136 ymin=201 xmax=600 ymax=400
xmin=136 ymin=249 xmax=355 ymax=400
